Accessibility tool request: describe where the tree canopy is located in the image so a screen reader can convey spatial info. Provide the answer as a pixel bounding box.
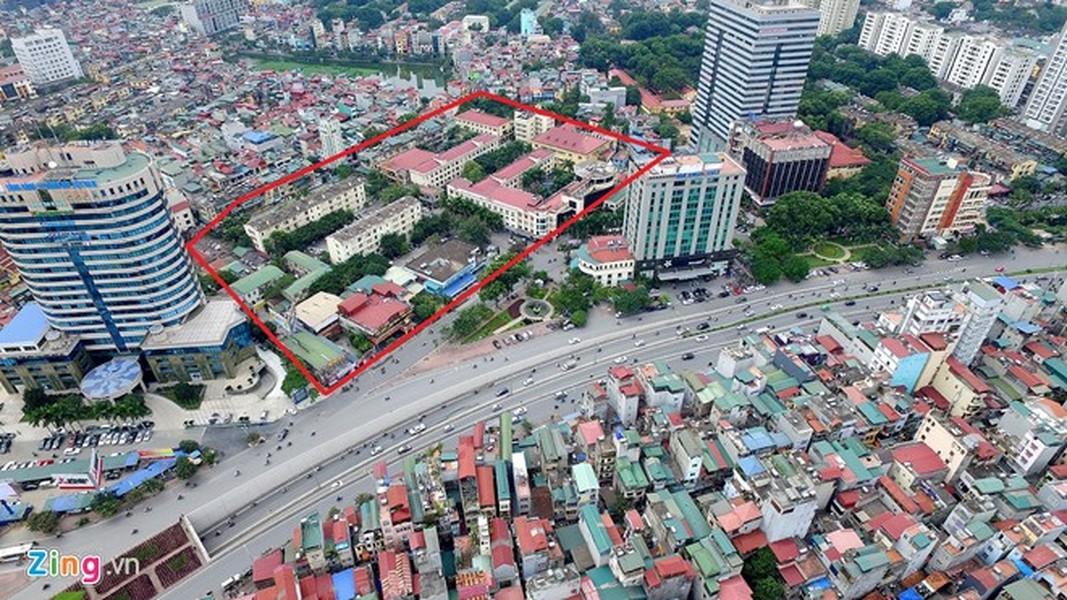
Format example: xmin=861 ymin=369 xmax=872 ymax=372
xmin=955 ymin=85 xmax=1008 ymax=124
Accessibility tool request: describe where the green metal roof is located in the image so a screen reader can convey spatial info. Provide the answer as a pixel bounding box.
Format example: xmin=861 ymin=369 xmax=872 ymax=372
xmin=573 ymin=462 xmax=598 ymax=492
xmin=282 ymin=331 xmax=348 ymax=370
xmin=231 ymin=265 xmax=286 ymax=295
xmin=580 ymin=504 xmax=612 ymax=556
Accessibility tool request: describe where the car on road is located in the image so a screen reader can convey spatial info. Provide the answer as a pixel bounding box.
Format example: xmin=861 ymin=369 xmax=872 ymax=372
xmin=769 ymin=304 xmax=783 ymax=310
xmin=947 ymin=254 xmax=963 ymax=262
xmin=796 ymin=312 xmax=808 ymax=319
xmin=696 ymin=322 xmax=710 ymax=330
xmin=397 ymin=445 xmax=412 ymax=455
xmin=554 ymin=391 xmax=567 ymax=399
xmin=370 ymin=445 xmax=384 ymax=456
xmin=523 ymin=377 xmax=534 ymax=386
xmin=277 ymin=428 xmax=289 ymax=442
xmin=443 ymin=424 xmax=455 ymax=432
xmin=63 ymin=447 xmax=80 ymax=456
xmin=718 ymin=290 xmax=731 ymax=298
xmin=694 ymin=333 xmax=710 ymax=342
xmin=995 ymin=266 xmax=1006 ymax=272
xmin=844 ymin=300 xmax=856 ymax=306
xmin=515 ymin=406 xmax=528 ymax=416
xmin=492 ymin=403 xmax=502 ymax=411
xmin=330 ymin=479 xmax=343 ymax=489
xmin=496 ymin=388 xmax=509 ymax=397
xmin=568 ymin=337 xmax=581 ymax=345
xmin=735 ymin=297 xmax=748 ymax=304
xmin=407 ymin=423 xmax=426 ymax=436
xmin=614 ymin=356 xmax=628 ymax=364
xmin=634 ymin=339 xmax=645 ymax=347
xmin=681 ymin=353 xmax=695 ymax=360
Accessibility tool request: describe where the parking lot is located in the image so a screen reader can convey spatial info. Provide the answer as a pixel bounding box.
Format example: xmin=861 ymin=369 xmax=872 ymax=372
xmin=34 ymin=421 xmax=156 ymax=457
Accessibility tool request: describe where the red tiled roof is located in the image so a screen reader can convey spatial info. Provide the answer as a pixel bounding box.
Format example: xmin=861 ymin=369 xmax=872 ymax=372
xmin=477 ymin=465 xmax=496 ymax=508
xmin=458 ymin=436 xmax=476 ymax=480
xmin=719 ymin=575 xmax=754 ymax=600
xmin=456 ymin=109 xmax=511 ymax=128
xmin=814 ymin=131 xmax=871 ymax=169
xmin=919 ymin=332 xmax=948 ymax=351
xmin=252 ymin=548 xmax=283 ymax=583
xmin=890 ymin=443 xmax=948 ymax=475
xmin=339 ymin=292 xmax=410 ymax=334
xmin=946 ymin=356 xmax=992 ymax=393
xmin=533 ymin=124 xmax=610 ymax=155
xmin=1023 ymin=544 xmax=1061 ymax=569
xmin=880 ymin=514 xmax=916 ymax=540
xmin=881 ymin=337 xmax=911 ymax=359
xmin=770 ymin=539 xmax=800 ymax=563
xmin=779 ymin=564 xmax=806 ymax=586
xmin=586 ymin=235 xmax=633 ymax=264
xmin=732 ymin=530 xmax=768 ymax=554
xmin=514 ymin=516 xmax=550 ymax=554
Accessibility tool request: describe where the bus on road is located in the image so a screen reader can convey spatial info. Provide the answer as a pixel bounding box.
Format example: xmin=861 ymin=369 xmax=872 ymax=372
xmin=0 ymin=542 xmax=36 ymax=564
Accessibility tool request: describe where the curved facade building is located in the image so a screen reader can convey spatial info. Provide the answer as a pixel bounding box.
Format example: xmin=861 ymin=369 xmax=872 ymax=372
xmin=0 ymin=142 xmax=203 ymax=352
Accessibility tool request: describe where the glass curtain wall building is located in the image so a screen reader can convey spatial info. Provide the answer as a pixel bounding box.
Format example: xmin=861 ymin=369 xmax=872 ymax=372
xmin=0 ymin=142 xmax=203 ymax=352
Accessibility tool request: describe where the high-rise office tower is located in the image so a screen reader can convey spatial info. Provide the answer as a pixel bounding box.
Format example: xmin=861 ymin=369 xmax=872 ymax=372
xmin=692 ymin=0 xmax=820 ymax=151
xmin=180 ymin=0 xmax=245 ymax=36
xmin=1025 ymin=24 xmax=1067 ymax=136
xmin=10 ymin=28 xmax=83 ymax=86
xmin=623 ymin=152 xmax=745 ymax=280
xmin=0 ymin=142 xmax=204 ymax=351
xmin=802 ymin=0 xmax=860 ymax=36
xmin=319 ymin=117 xmax=345 ymax=160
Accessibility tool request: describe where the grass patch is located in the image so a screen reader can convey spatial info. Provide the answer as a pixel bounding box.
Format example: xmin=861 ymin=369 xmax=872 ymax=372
xmin=812 ymin=241 xmax=847 ymax=260
xmin=158 ymin=383 xmax=204 ymax=410
xmin=465 ymin=310 xmax=515 ymax=342
xmin=802 ymin=254 xmax=838 ymax=268
xmin=848 ymin=245 xmax=880 ymax=263
xmin=251 ymin=59 xmax=379 ymax=77
xmin=168 ymin=554 xmax=188 ymax=572
xmin=130 ymin=544 xmax=160 ymax=564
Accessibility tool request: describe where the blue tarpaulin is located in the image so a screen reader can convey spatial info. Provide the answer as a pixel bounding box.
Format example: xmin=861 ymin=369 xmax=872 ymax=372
xmin=332 ymin=569 xmax=356 ymax=600
xmin=898 ymin=588 xmax=923 ymax=600
xmin=104 ymin=459 xmax=176 ymax=497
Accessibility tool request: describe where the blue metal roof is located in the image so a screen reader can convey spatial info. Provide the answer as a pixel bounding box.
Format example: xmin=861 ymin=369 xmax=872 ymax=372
xmin=332 ymin=569 xmax=356 ymax=600
xmin=105 ymin=458 xmax=176 ymax=497
xmin=0 ymin=303 xmax=50 ymax=346
xmin=993 ymin=275 xmax=1019 ymax=290
xmin=243 ymin=130 xmax=276 ymax=144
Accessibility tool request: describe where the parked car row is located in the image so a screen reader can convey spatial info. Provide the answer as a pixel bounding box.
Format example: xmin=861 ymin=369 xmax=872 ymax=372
xmin=38 ymin=421 xmax=155 ymax=452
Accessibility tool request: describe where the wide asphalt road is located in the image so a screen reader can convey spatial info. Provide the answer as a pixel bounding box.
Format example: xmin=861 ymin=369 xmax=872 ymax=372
xmin=5 ymin=244 xmax=1064 ymax=599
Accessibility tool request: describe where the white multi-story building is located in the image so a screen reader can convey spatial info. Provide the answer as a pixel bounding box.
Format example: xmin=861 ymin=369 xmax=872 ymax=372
xmin=0 ymin=142 xmax=203 ymax=351
xmin=998 ymin=400 xmax=1067 ymax=477
xmin=180 ymin=0 xmax=245 ymax=36
xmin=514 ymin=111 xmax=556 ymax=143
xmin=898 ymin=290 xmax=966 ymax=336
xmin=319 ymin=117 xmax=345 ymax=160
xmin=859 ymin=12 xmax=1037 ymax=107
xmin=952 ymin=280 xmax=1002 ymax=365
xmin=1025 ymin=23 xmax=1067 ymax=136
xmin=11 ymin=28 xmax=83 ymax=86
xmin=325 ymin=196 xmax=424 ymax=264
xmin=574 ymin=235 xmax=634 ymax=287
xmin=802 ymin=0 xmax=860 ymax=36
xmin=692 ymin=0 xmax=819 ymax=150
xmin=244 ymin=178 xmax=367 ymax=253
xmin=623 ymin=152 xmax=745 ymax=280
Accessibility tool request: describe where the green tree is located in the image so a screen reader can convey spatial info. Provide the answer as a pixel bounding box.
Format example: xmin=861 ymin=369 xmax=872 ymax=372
xmin=27 ymin=510 xmax=61 ymax=533
xmin=457 ymin=217 xmax=491 ymax=246
xmin=612 ymin=285 xmax=651 ymax=316
xmin=412 ymin=292 xmax=444 ymax=322
xmin=451 ymin=303 xmax=493 ymax=339
xmin=751 ymin=578 xmax=785 ymax=600
xmin=781 ymin=254 xmax=811 ymax=282
xmin=956 ymin=85 xmax=1007 ymax=124
xmin=750 ymin=255 xmax=783 ymax=285
xmin=461 ymin=161 xmax=487 ymax=183
xmin=175 ymin=456 xmax=197 ymax=480
xmin=930 ymin=1 xmax=955 ymax=19
xmin=178 ymin=440 xmax=200 ymax=453
xmin=378 ymin=232 xmax=409 ymax=258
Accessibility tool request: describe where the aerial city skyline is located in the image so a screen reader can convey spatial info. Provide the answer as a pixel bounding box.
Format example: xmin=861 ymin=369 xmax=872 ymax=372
xmin=0 ymin=0 xmax=1065 ymax=599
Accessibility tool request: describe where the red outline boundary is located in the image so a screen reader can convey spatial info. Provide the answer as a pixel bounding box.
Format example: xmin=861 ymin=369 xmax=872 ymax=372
xmin=187 ymin=91 xmax=671 ymax=395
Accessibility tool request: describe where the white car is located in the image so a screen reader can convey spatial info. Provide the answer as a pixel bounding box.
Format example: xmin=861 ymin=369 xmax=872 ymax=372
xmin=694 ymin=334 xmax=709 ymax=342
xmin=370 ymin=445 xmax=384 ymax=456
xmin=568 ymin=337 xmax=581 ymax=345
xmin=634 ymin=339 xmax=645 ymax=347
xmin=614 ymin=356 xmax=628 ymax=364
xmin=515 ymin=406 xmax=528 ymax=416
xmin=492 ymin=403 xmax=502 ymax=411
xmin=63 ymin=447 xmax=80 ymax=456
xmin=524 ymin=377 xmax=535 ymax=386
xmin=769 ymin=304 xmax=783 ymax=310
xmin=330 ymin=479 xmax=343 ymax=489
xmin=407 ymin=423 xmax=427 ymax=436
xmin=444 ymin=424 xmax=455 ymax=432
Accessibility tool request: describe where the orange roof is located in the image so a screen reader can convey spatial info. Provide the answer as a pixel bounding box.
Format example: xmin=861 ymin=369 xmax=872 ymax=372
xmin=477 ymin=465 xmax=496 ymax=508
xmin=586 ymin=235 xmax=633 ymax=264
